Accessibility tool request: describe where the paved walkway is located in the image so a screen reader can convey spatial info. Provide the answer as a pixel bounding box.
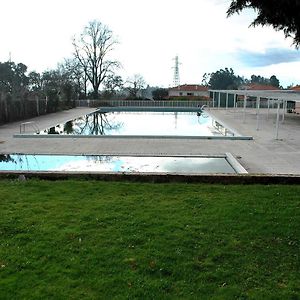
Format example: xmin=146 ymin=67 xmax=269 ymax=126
xmin=0 ymin=107 xmax=299 ymax=174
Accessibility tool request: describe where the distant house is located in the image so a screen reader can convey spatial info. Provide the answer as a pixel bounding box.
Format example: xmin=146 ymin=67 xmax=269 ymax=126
xmin=168 ymin=84 xmax=209 ymax=100
xmin=290 ymin=85 xmax=300 ymax=91
xmin=237 ymin=83 xmax=280 ymax=104
xmin=289 ymin=85 xmax=300 ymax=113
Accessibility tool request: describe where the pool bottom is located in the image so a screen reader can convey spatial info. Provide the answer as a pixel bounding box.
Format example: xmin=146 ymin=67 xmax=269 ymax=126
xmin=0 ymin=153 xmax=247 ymax=174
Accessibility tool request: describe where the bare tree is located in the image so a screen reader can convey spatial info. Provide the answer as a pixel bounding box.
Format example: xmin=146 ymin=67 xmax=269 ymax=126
xmin=73 ymin=20 xmax=120 ymax=99
xmin=125 ymin=74 xmax=146 ymax=99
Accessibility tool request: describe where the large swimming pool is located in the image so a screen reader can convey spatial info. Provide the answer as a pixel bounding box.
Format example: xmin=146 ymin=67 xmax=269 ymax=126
xmin=0 ymin=153 xmax=247 ymax=174
xmin=27 ymin=108 xmax=246 ymax=138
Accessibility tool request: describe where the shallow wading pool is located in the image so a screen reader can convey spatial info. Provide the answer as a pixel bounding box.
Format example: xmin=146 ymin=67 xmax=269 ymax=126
xmin=0 ymin=153 xmax=247 ymax=174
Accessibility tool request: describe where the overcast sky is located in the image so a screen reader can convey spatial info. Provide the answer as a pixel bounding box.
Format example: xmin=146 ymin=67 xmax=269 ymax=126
xmin=1 ymin=0 xmax=300 ymax=88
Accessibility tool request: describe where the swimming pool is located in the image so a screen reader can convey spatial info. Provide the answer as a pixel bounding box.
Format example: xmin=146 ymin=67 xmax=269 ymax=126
xmin=15 ymin=108 xmax=251 ymax=139
xmin=38 ymin=110 xmax=233 ymax=137
xmin=0 ymin=153 xmax=247 ymax=174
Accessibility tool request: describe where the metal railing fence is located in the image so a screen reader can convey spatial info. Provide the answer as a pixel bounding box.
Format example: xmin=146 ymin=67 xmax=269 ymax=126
xmin=75 ymin=99 xmax=211 ymax=108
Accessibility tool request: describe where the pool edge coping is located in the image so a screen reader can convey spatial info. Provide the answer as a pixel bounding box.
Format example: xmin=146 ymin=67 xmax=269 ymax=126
xmin=0 ymin=153 xmax=246 ymax=174
xmin=0 ymin=171 xmax=299 ymax=184
xmin=13 ymin=133 xmax=253 ymax=140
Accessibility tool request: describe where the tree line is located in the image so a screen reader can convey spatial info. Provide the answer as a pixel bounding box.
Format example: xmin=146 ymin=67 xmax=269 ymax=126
xmin=0 ymin=60 xmax=79 ymax=123
xmin=0 ymin=61 xmax=285 ymax=124
xmin=201 ymin=68 xmax=281 ymax=90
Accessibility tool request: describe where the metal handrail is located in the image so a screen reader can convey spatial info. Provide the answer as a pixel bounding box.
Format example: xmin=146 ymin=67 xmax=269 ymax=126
xmin=20 ymin=121 xmax=40 ymax=134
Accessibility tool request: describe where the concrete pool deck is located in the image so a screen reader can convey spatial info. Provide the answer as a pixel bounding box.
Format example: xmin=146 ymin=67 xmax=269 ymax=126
xmin=0 ymin=107 xmax=299 ymax=175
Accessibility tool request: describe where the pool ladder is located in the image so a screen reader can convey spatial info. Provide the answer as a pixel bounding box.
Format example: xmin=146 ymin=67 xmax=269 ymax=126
xmin=19 ymin=121 xmax=40 ymax=134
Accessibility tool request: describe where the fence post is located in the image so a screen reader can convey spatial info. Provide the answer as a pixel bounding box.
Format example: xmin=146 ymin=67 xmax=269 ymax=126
xmin=256 ymin=97 xmax=260 ymax=130
xmin=275 ymin=100 xmax=281 ymax=140
xmin=35 ymin=95 xmax=39 ymax=116
xmin=243 ymin=93 xmax=247 ymax=123
xmin=225 ymin=93 xmax=228 ymax=110
xmin=282 ymin=100 xmax=286 ymax=123
xmin=45 ymin=96 xmax=48 ymax=113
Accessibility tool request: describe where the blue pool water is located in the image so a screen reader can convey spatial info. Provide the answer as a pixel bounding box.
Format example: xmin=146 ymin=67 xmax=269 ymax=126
xmin=0 ymin=154 xmax=237 ymax=174
xmin=36 ymin=110 xmax=236 ymax=137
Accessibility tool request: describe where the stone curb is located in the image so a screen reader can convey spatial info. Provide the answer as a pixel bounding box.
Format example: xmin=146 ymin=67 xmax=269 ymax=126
xmin=0 ymin=171 xmax=299 ymax=184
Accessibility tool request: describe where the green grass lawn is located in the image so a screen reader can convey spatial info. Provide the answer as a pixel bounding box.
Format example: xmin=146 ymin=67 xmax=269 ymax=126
xmin=0 ymin=179 xmax=299 ymax=299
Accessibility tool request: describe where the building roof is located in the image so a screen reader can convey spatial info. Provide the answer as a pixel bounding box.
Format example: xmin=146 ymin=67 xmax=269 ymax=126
xmin=209 ymin=89 xmax=300 ymax=102
xmin=290 ymin=85 xmax=300 ymax=91
xmin=240 ymin=83 xmax=280 ymax=90
xmin=169 ymin=84 xmax=208 ymax=91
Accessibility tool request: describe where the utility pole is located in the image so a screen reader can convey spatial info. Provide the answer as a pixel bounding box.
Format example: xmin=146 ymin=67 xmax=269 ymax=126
xmin=172 ymin=55 xmax=181 ymax=87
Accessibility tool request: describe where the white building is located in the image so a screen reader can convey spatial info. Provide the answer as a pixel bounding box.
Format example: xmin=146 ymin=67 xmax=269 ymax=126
xmin=169 ymin=84 xmax=209 ymax=99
